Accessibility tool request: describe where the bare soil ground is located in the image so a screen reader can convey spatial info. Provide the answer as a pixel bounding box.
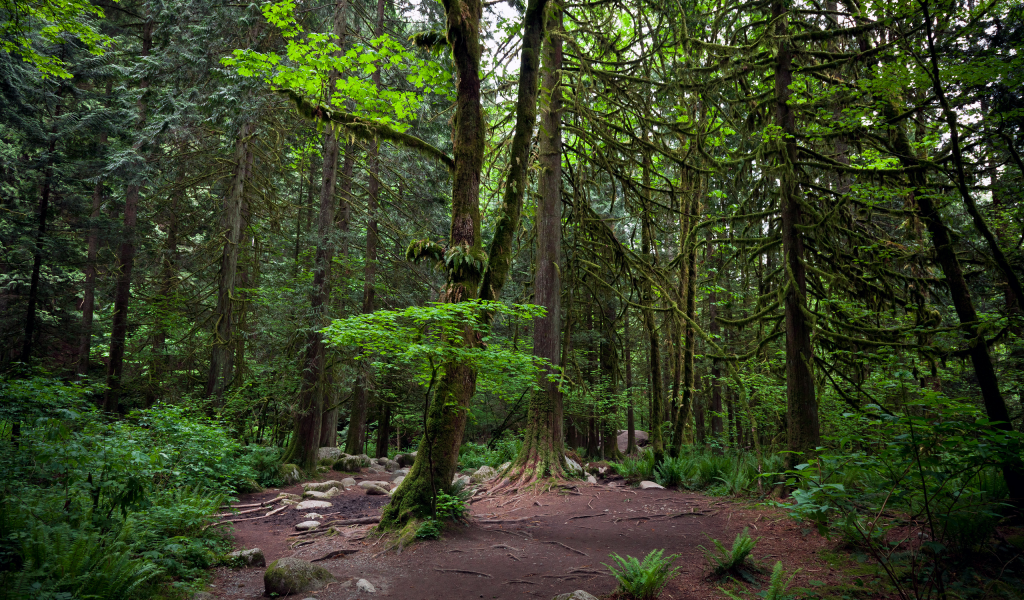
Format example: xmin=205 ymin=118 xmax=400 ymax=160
xmin=205 ymin=468 xmax=888 ymax=599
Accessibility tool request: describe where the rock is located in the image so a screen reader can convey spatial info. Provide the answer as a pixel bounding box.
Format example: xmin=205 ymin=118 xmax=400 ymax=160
xmin=227 ymin=547 xmax=266 ymax=568
xmin=263 ymin=557 xmax=336 ymax=597
xmin=303 ymin=513 xmax=323 ymax=520
xmin=565 ymin=458 xmax=582 ymax=473
xmin=276 ymin=492 xmax=302 ymax=501
xmin=616 ymin=430 xmax=649 ymax=453
xmin=394 ymin=468 xmax=409 ymax=476
xmin=392 ymin=476 xmax=405 ymax=487
xmin=383 ymin=459 xmax=401 ymax=472
xmin=395 ymin=452 xmax=417 ymax=467
xmin=294 ymin=500 xmax=332 ymax=511
xmin=340 ymin=477 xmax=357 ymax=488
xmin=302 ymin=490 xmax=330 ymax=500
xmin=367 ymin=466 xmax=387 ymax=475
xmin=471 ymin=465 xmax=498 ymax=483
xmin=303 ymin=480 xmax=342 ymax=492
xmin=552 ymin=591 xmax=599 ymax=600
xmin=315 ymin=446 xmax=344 ymax=460
xmin=499 ymin=461 xmax=511 ymax=471
xmin=279 ymin=463 xmax=301 ymax=485
xmin=356 ymin=578 xmax=376 ymax=593
xmin=365 ymin=485 xmax=390 ymax=496
xmin=597 ymin=466 xmax=608 ymax=475
xmin=280 ymin=499 xmax=298 ymax=506
xmin=639 ymin=480 xmax=664 ymax=490
xmin=334 ymin=455 xmax=365 ymax=472
xmin=316 ymin=466 xmax=330 ymax=473
xmin=452 ymin=474 xmax=471 ymax=486
xmin=354 ymin=454 xmax=372 ymax=468
xmin=587 ymin=475 xmax=598 ymax=484
xmin=295 ymin=520 xmax=320 ymax=531
xmin=358 ymin=480 xmax=391 ymax=490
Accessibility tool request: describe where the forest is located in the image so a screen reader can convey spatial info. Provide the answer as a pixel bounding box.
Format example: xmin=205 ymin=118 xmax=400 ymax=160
xmin=1 ymin=0 xmax=1023 ymax=597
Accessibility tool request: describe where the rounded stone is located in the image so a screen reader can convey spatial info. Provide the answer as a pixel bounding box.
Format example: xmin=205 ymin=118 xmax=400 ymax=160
xmin=263 ymin=557 xmax=336 ymax=596
xmin=295 ymin=520 xmax=320 ymax=531
xmin=294 ymin=500 xmax=332 ymax=511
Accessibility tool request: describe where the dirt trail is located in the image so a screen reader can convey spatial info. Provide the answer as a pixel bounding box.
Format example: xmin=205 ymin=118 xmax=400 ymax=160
xmin=207 ymin=470 xmax=851 ymax=599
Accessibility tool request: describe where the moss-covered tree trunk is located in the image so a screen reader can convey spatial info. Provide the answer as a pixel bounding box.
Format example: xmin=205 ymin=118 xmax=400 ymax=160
xmin=774 ymin=0 xmax=820 ymax=469
xmin=379 ymin=0 xmax=486 ymax=529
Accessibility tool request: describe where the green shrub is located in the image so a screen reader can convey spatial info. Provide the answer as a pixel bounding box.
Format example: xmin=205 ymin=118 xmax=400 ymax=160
xmin=415 ymin=518 xmax=441 ymax=540
xmin=655 ymin=455 xmax=688 ymax=487
xmin=434 ymin=490 xmax=469 ymax=522
xmin=720 ymin=561 xmax=798 ymax=600
xmin=612 ymin=449 xmax=656 ymax=481
xmin=701 ymin=528 xmax=758 ymax=582
xmin=604 ymin=548 xmax=681 ymax=600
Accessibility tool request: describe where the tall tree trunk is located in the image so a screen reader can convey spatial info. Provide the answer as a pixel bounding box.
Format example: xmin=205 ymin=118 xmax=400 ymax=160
xmin=774 ymin=0 xmax=820 ymax=468
xmin=287 ymin=0 xmax=350 ymax=471
xmin=348 ymin=0 xmax=384 ymax=456
xmin=640 ymin=161 xmax=665 ymax=464
xmin=625 ymin=307 xmax=637 ymax=453
xmin=380 ymin=0 xmax=488 ymax=528
xmin=204 ymin=121 xmax=254 ymax=400
xmin=375 ymin=402 xmax=391 ymax=458
xmin=78 ymin=123 xmax=107 ymax=377
xmin=104 ymin=22 xmax=152 ymax=411
xmin=22 ymin=111 xmax=58 ymax=364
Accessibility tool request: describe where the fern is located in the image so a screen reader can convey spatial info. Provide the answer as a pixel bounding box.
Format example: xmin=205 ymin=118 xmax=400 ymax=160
xmin=701 ymin=527 xmax=759 ymax=582
xmin=719 ymin=561 xmax=797 ymax=600
xmin=604 ymin=548 xmax=681 ymax=600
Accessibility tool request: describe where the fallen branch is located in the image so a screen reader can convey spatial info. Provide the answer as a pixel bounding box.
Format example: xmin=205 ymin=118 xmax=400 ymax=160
xmin=504 ymin=580 xmax=535 ymax=585
xmin=491 ymin=544 xmax=522 ymax=551
xmin=434 ymin=568 xmax=493 ymax=578
xmin=566 ymin=513 xmax=606 ymax=522
xmin=475 ymin=517 xmax=530 ymax=525
xmin=507 ymin=553 xmax=520 ymax=561
xmin=212 ymin=504 xmax=288 ymax=526
xmin=542 ymin=540 xmax=588 ymax=556
xmin=310 ymin=549 xmax=359 ymax=562
xmin=613 ymin=513 xmax=665 ymax=523
xmin=321 ymin=516 xmax=380 ymax=527
xmin=213 ymin=506 xmax=263 ymax=518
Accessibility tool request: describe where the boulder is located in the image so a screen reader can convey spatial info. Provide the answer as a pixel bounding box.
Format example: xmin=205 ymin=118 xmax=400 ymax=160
xmin=367 ymin=466 xmax=387 ymax=475
xmin=317 ymin=447 xmax=344 ymax=462
xmin=499 ymin=461 xmax=511 ymax=471
xmin=616 ymin=430 xmax=649 ymax=453
xmin=452 ymin=474 xmax=471 ymax=486
xmin=227 ymin=547 xmax=266 ymax=568
xmin=279 ymin=463 xmax=301 ymax=485
xmin=263 ymin=557 xmax=336 ymax=597
xmin=316 ymin=465 xmax=330 ymax=473
xmin=365 ymin=485 xmax=390 ymax=496
xmin=302 ymin=490 xmax=330 ymax=500
xmin=303 ymin=513 xmax=323 ymax=520
xmin=471 ymin=465 xmax=498 ymax=483
xmin=334 ymin=455 xmax=365 ymax=472
xmin=587 ymin=475 xmax=598 ymax=484
xmin=358 ymin=480 xmax=391 ymax=490
xmin=356 ymin=579 xmax=376 ymax=593
xmin=276 ymin=492 xmax=302 ymax=501
xmin=294 ymin=500 xmax=332 ymax=511
xmin=354 ymin=454 xmax=372 ymax=467
xmin=340 ymin=477 xmax=357 ymax=488
xmin=392 ymin=476 xmax=405 ymax=487
xmin=382 ymin=459 xmax=401 ymax=472
xmin=565 ymin=458 xmax=582 ymax=473
xmin=393 ymin=468 xmax=409 ymax=476
xmin=303 ymin=480 xmax=342 ymax=492
xmin=395 ymin=452 xmax=416 ymax=467
xmin=295 ymin=520 xmax=320 ymax=531
xmin=552 ymin=591 xmax=599 ymax=600
xmin=639 ymin=480 xmax=664 ymax=490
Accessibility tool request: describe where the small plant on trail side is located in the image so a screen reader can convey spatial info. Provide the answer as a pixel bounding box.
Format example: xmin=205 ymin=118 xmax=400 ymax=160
xmin=720 ymin=561 xmax=798 ymax=600
xmin=604 ymin=548 xmax=681 ymax=600
xmin=414 ymin=518 xmax=442 ymax=540
xmin=655 ymin=455 xmax=688 ymax=487
xmin=701 ymin=528 xmax=759 ymax=582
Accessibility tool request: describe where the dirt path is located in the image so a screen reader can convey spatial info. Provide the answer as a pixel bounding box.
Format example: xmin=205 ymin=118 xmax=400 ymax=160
xmin=206 ymin=469 xmax=863 ymax=599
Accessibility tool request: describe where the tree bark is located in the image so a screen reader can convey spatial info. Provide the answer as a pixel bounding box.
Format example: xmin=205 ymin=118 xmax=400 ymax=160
xmin=78 ymin=125 xmax=106 ymax=377
xmin=287 ymin=0 xmax=350 ymax=471
xmin=205 ymin=121 xmax=254 ymax=400
xmin=380 ymin=0 xmax=487 ymax=529
xmin=22 ymin=119 xmax=58 ymax=363
xmin=774 ymin=0 xmax=820 ymax=468
xmin=104 ymin=21 xmax=152 ymax=411
xmin=640 ymin=160 xmax=665 ymax=464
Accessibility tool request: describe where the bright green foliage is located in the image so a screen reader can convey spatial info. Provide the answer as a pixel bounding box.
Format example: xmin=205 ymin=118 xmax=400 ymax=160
xmin=603 ymin=548 xmax=681 ymax=600
xmin=414 ymin=518 xmax=441 ymax=540
xmin=0 ymin=0 xmax=113 ymax=78
xmin=701 ymin=528 xmax=758 ymax=582
xmin=654 ymin=455 xmax=687 ymax=487
xmin=458 ymin=437 xmax=522 ymax=470
xmin=324 ymin=301 xmax=551 ymax=402
xmin=221 ymin=0 xmax=448 ymax=130
xmin=610 ymin=448 xmax=657 ymax=482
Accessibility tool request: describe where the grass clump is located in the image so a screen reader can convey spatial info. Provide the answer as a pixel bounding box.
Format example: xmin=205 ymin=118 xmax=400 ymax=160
xmin=701 ymin=528 xmax=759 ymax=582
xmin=604 ymin=548 xmax=681 ymax=599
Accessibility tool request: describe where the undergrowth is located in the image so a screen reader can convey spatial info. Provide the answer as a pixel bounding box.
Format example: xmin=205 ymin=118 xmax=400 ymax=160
xmin=604 ymin=548 xmax=681 ymax=600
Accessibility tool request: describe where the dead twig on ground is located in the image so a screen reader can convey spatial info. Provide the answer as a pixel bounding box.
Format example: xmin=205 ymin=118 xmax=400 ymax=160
xmin=434 ymin=568 xmax=493 ymax=578
xmin=310 ymin=549 xmax=359 ymax=562
xmin=542 ymin=540 xmax=588 ymax=556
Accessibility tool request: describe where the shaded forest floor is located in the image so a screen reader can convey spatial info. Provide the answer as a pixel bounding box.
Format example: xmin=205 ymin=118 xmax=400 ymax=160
xmin=205 ymin=467 xmax=893 ymax=600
